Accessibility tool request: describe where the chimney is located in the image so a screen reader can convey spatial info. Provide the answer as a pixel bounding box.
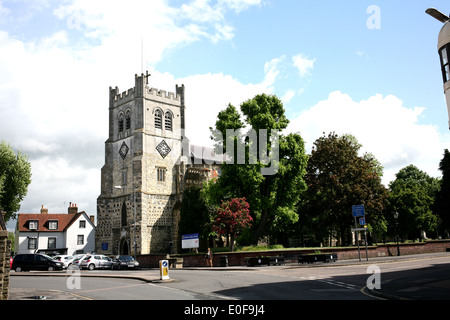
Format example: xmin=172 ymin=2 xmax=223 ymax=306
xmin=40 ymin=205 xmax=48 ymax=214
xmin=90 ymin=215 xmax=95 ymax=225
xmin=68 ymin=202 xmax=78 ymax=214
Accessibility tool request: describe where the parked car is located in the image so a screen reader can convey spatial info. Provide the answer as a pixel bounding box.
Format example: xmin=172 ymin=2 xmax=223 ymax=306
xmin=12 ymin=253 xmax=65 ymax=272
xmin=115 ymin=255 xmax=139 ymax=269
xmin=80 ymin=254 xmax=115 ymax=270
xmin=53 ymin=255 xmax=76 ymax=268
xmin=71 ymin=254 xmax=89 ymax=269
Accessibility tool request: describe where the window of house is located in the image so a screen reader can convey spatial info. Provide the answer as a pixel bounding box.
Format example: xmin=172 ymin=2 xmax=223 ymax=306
xmin=77 ymin=235 xmax=84 ymax=245
xmin=165 ymin=112 xmax=172 ymax=131
xmin=79 ymin=220 xmax=86 ymax=228
xmin=155 ymin=109 xmax=162 ymax=129
xmin=48 ymin=221 xmax=58 ymax=230
xmin=28 ymin=237 xmax=37 ymax=250
xmin=157 ymin=167 xmax=166 ymax=182
xmin=48 ymin=237 xmax=56 ymax=249
xmin=28 ymin=220 xmax=38 ymax=230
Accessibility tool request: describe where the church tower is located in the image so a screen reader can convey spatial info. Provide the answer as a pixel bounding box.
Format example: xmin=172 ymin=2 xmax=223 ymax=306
xmin=96 ymin=73 xmax=186 ymax=255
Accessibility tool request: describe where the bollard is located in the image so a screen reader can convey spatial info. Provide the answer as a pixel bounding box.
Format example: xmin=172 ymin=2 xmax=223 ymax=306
xmin=159 ymin=260 xmax=170 ymax=280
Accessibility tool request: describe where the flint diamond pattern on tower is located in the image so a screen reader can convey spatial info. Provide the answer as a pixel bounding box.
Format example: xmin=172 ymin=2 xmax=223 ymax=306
xmin=119 ymin=142 xmax=129 ymax=160
xmin=156 ymin=140 xmax=171 ymax=159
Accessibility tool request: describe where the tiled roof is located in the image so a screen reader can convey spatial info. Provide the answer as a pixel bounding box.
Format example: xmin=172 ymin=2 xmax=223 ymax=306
xmin=17 ymin=212 xmax=85 ymax=232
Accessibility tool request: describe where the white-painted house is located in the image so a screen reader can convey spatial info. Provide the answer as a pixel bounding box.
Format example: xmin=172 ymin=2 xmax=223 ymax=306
xmin=15 ymin=204 xmax=95 ymax=255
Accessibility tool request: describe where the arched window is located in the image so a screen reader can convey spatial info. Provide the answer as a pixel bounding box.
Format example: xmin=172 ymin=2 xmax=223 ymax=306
xmin=125 ymin=110 xmax=131 ymax=130
xmin=118 ymin=113 xmax=124 ymax=132
xmin=121 ymin=202 xmax=127 ymax=227
xmin=165 ymin=111 xmax=173 ymax=131
xmin=155 ymin=109 xmax=162 ymax=129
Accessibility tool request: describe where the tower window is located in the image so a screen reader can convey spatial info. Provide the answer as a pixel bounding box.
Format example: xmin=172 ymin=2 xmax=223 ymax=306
xmin=155 ymin=109 xmax=162 ymax=129
xmin=121 ymin=202 xmax=127 ymax=227
xmin=157 ymin=167 xmax=166 ymax=182
xmin=165 ymin=112 xmax=172 ymax=131
xmin=118 ymin=114 xmax=124 ymax=132
xmin=125 ymin=110 xmax=131 ymax=130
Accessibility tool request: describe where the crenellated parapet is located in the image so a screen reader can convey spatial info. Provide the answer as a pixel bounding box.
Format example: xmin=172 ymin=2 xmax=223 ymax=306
xmin=146 ymin=87 xmax=179 ymax=102
xmin=109 ymin=73 xmax=183 ymax=109
xmin=110 ymin=86 xmax=135 ymax=107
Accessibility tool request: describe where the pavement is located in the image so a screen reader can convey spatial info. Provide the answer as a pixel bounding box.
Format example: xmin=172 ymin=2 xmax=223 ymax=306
xmin=7 ymin=251 xmax=450 ymax=300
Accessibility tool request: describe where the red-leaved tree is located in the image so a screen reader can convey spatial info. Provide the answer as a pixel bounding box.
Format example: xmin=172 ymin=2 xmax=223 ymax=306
xmin=212 ymin=198 xmax=253 ymax=252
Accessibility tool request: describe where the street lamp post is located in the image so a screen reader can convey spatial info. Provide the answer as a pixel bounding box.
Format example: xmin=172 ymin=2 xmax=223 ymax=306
xmin=115 ymin=185 xmax=137 ymax=260
xmin=393 ymin=212 xmax=400 ymax=256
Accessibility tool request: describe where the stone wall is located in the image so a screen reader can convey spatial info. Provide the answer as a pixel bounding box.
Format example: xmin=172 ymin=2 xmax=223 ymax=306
xmin=0 ymin=230 xmax=11 ymax=300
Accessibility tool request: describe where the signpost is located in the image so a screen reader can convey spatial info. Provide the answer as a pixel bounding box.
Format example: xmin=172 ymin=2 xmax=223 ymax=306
xmin=351 ymin=205 xmax=368 ymax=262
xmin=182 ymin=233 xmax=199 ymax=250
xmin=159 ymin=260 xmax=170 ymax=280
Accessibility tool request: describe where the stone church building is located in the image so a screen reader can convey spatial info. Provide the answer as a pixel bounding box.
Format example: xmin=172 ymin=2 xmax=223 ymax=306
xmin=96 ymin=73 xmax=221 ymax=256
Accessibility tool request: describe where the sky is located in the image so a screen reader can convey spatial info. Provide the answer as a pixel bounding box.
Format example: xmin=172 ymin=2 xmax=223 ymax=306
xmin=2 ymin=0 xmax=450 ymax=230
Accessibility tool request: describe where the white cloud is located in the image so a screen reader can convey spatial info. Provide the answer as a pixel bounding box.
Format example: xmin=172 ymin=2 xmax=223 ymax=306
xmin=0 ymin=0 xmax=265 ymax=224
xmin=281 ymin=90 xmax=296 ymax=104
xmin=146 ymin=56 xmax=277 ymax=148
xmin=292 ymin=53 xmax=315 ymax=77
xmin=262 ymin=55 xmax=284 ymax=91
xmin=287 ymin=91 xmax=450 ymax=185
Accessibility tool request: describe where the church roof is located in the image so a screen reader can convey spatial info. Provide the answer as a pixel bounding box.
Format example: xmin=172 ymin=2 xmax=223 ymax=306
xmin=189 ymin=144 xmax=227 ymax=163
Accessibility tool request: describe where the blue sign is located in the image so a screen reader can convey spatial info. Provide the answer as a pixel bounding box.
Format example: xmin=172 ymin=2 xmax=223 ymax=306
xmin=352 ymin=205 xmax=365 ymax=217
xmin=182 ymin=233 xmax=199 ymax=240
xmin=102 ymin=243 xmax=108 ymax=250
xmin=359 ymin=218 xmax=365 ymax=226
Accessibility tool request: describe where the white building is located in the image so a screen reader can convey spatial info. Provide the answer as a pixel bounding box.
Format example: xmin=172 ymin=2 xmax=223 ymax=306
xmin=15 ymin=204 xmax=95 ymax=255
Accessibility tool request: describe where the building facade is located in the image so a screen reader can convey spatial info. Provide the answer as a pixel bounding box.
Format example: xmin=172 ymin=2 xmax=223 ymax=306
xmin=15 ymin=204 xmax=95 ymax=255
xmin=96 ymin=74 xmax=187 ymax=256
xmin=96 ymin=74 xmax=223 ymax=256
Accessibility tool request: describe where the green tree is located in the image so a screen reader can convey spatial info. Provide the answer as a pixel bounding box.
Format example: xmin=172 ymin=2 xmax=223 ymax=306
xmin=212 ymin=197 xmax=253 ymax=252
xmin=207 ymin=94 xmax=308 ymax=245
xmin=301 ymin=132 xmax=388 ymax=246
xmin=389 ymin=165 xmax=440 ymax=241
xmin=0 ymin=141 xmax=32 ymax=222
xmin=435 ymin=149 xmax=450 ymax=237
xmin=178 ymin=185 xmax=211 ymax=249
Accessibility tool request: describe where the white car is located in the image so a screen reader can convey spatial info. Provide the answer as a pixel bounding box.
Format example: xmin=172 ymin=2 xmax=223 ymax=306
xmin=80 ymin=254 xmax=115 ymax=270
xmin=52 ymin=255 xmax=76 ymax=268
xmin=71 ymin=254 xmax=90 ymax=269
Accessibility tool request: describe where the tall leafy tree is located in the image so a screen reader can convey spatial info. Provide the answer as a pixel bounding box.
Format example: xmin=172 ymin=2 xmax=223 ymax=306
xmin=389 ymin=165 xmax=440 ymax=241
xmin=212 ymin=198 xmax=253 ymax=252
xmin=178 ymin=185 xmax=211 ymax=248
xmin=207 ymin=94 xmax=308 ymax=245
xmin=0 ymin=141 xmax=32 ymax=222
xmin=435 ymin=149 xmax=450 ymax=237
xmin=301 ymin=132 xmax=388 ymax=246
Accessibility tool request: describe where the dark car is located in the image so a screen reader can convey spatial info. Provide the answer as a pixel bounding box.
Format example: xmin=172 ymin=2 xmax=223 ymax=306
xmin=115 ymin=255 xmax=139 ymax=269
xmin=12 ymin=253 xmax=65 ymax=272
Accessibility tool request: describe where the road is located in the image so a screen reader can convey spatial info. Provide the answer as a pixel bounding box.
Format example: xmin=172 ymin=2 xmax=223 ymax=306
xmin=9 ymin=253 xmax=450 ymax=301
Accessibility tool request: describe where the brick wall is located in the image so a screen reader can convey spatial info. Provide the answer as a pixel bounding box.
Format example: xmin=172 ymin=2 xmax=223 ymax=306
xmin=0 ymin=230 xmax=11 ymax=300
xmin=136 ymin=240 xmax=450 ymax=268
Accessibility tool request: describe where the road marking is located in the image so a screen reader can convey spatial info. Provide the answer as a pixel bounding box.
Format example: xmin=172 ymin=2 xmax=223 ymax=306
xmin=317 ymin=279 xmax=358 ymax=290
